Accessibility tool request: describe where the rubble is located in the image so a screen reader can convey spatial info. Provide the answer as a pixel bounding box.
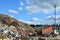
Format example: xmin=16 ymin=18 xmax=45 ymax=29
xmin=0 ymin=14 xmax=35 ymax=40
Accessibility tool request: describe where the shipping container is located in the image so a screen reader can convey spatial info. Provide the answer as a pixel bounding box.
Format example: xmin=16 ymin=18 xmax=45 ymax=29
xmin=42 ymin=26 xmax=53 ymax=34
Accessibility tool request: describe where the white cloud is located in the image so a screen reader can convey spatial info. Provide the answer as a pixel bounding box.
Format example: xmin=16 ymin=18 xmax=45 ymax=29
xmin=18 ymin=1 xmax=25 ymax=11
xmin=30 ymin=18 xmax=39 ymax=21
xmin=45 ymin=15 xmax=60 ymax=24
xmin=20 ymin=1 xmax=24 ymax=6
xmin=27 ymin=12 xmax=32 ymax=14
xmin=18 ymin=7 xmax=23 ymax=11
xmin=48 ymin=16 xmax=51 ymax=18
xmin=24 ymin=21 xmax=34 ymax=24
xmin=26 ymin=0 xmax=60 ymax=14
xmin=17 ymin=18 xmax=40 ymax=24
xmin=8 ymin=9 xmax=18 ymax=14
xmin=18 ymin=19 xmax=34 ymax=24
xmin=56 ymin=15 xmax=60 ymax=20
xmin=9 ymin=15 xmax=14 ymax=17
xmin=46 ymin=15 xmax=60 ymax=20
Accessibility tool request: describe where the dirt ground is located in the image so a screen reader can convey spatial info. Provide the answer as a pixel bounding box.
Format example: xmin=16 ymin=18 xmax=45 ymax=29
xmin=0 ymin=39 xmax=8 ymax=40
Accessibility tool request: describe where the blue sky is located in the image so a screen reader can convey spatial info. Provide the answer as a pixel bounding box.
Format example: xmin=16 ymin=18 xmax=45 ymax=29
xmin=0 ymin=0 xmax=60 ymax=25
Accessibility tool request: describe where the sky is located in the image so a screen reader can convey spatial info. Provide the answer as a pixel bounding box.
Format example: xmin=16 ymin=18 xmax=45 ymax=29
xmin=0 ymin=0 xmax=60 ymax=25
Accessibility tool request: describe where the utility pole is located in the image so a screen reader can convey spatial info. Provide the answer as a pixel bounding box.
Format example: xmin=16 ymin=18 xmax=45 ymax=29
xmin=54 ymin=5 xmax=56 ymax=30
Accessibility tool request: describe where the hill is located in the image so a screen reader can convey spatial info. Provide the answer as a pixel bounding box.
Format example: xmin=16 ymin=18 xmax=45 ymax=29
xmin=0 ymin=14 xmax=35 ymax=35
